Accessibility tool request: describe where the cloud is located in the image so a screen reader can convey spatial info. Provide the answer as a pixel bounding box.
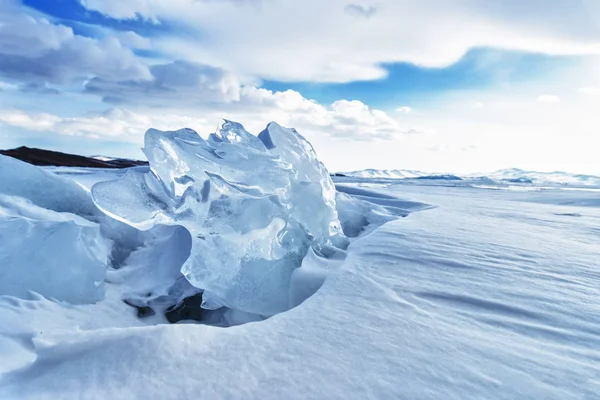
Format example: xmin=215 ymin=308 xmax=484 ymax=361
xmin=114 ymin=31 xmax=152 ymax=49
xmin=78 ymin=57 xmax=416 ymax=141
xmin=0 ymin=1 xmax=150 ymax=84
xmin=578 ymin=87 xmax=600 ymax=95
xmin=0 ymin=81 xmax=17 ymax=91
xmin=344 ymin=4 xmax=377 ymax=18
xmin=405 ymin=127 xmax=432 ymax=135
xmin=0 ymin=88 xmax=422 ymax=143
xmin=78 ymin=0 xmax=600 ymax=83
xmin=1 ymin=0 xmax=598 ymax=176
xmin=0 ymin=108 xmax=168 ymax=140
xmin=19 ymin=82 xmax=60 ymax=95
xmin=85 ymin=61 xmax=242 ymax=105
xmin=537 ymin=94 xmax=561 ymax=103
xmin=0 ymin=109 xmax=61 ymax=131
xmin=238 ymin=89 xmax=414 ymax=140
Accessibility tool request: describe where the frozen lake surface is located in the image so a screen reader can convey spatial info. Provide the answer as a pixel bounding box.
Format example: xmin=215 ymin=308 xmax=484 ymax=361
xmin=1 ymin=165 xmax=599 ymax=399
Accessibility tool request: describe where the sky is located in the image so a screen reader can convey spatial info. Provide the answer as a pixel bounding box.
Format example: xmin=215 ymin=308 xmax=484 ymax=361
xmin=0 ymin=0 xmax=599 ymax=174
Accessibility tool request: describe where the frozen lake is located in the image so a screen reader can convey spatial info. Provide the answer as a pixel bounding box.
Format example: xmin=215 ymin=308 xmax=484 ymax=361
xmin=1 ymin=166 xmax=599 ymax=399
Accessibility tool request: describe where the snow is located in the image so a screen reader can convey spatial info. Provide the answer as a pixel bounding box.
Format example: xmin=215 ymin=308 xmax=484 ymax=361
xmin=91 ymin=156 xmax=114 ymax=162
xmin=2 ymin=179 xmax=600 ymax=399
xmin=92 ymin=120 xmax=347 ymax=316
xmin=2 ymin=124 xmax=600 ymax=399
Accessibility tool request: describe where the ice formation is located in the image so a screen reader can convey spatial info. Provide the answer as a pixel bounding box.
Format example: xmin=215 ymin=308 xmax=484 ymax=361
xmin=92 ymin=120 xmax=348 ymax=315
xmin=0 ymin=153 xmax=99 ymax=219
xmin=0 ymin=156 xmax=109 ymax=304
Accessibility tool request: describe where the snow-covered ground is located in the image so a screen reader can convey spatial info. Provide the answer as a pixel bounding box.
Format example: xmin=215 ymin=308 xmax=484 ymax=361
xmin=1 ymin=123 xmax=599 ymax=399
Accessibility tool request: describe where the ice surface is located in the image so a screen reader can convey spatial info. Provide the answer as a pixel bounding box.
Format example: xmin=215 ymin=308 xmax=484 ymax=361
xmin=0 ymin=195 xmax=109 ymax=304
xmin=108 ymin=224 xmax=197 ymax=318
xmin=46 ymin=166 xmax=136 ymax=191
xmin=0 ymin=155 xmax=100 ymax=219
xmin=92 ymin=120 xmax=347 ymax=315
xmin=0 ymin=156 xmax=110 ymax=304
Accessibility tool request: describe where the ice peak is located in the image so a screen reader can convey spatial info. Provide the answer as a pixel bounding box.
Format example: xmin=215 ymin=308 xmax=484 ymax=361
xmin=211 ymin=119 xmax=265 ymax=151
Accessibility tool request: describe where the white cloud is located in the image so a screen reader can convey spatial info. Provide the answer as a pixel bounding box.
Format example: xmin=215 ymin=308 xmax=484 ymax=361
xmin=0 ymin=88 xmax=419 ymax=143
xmin=0 ymin=108 xmax=145 ymax=139
xmin=0 ymin=109 xmax=61 ymax=131
xmin=396 ymin=106 xmax=412 ymax=114
xmin=344 ymin=4 xmax=378 ymax=19
xmin=79 ymin=0 xmax=600 ymax=83
xmin=536 ymin=94 xmax=561 ymax=103
xmin=0 ymin=1 xmax=150 ymax=84
xmin=114 ymin=31 xmax=152 ymax=49
xmin=578 ymin=87 xmax=600 ymax=95
xmin=471 ymin=102 xmax=484 ymax=109
xmin=239 ymin=89 xmax=420 ymax=140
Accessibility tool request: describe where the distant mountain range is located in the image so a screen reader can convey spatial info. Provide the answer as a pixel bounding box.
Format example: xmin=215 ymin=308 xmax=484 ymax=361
xmin=0 ymin=146 xmax=148 ymax=169
xmin=340 ymin=168 xmax=600 ymax=187
xmin=467 ymin=168 xmax=600 ymax=186
xmin=339 ymin=169 xmax=427 ymax=179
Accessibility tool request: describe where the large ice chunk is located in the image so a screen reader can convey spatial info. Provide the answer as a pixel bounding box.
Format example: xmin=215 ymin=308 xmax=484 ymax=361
xmin=0 ymin=195 xmax=109 ymax=304
xmin=92 ymin=120 xmax=347 ymax=315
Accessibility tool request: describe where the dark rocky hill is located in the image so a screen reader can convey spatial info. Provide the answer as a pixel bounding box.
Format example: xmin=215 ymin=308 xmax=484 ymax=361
xmin=0 ymin=146 xmax=148 ymax=168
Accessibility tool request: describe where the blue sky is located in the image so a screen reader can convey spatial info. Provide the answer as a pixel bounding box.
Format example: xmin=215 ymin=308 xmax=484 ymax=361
xmin=1 ymin=0 xmax=599 ymax=173
xmin=22 ymin=0 xmax=172 ymax=37
xmin=262 ymin=50 xmax=588 ymax=108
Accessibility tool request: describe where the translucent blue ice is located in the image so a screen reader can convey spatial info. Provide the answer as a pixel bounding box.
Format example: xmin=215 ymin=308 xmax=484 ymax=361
xmin=92 ymin=120 xmax=347 ymax=315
